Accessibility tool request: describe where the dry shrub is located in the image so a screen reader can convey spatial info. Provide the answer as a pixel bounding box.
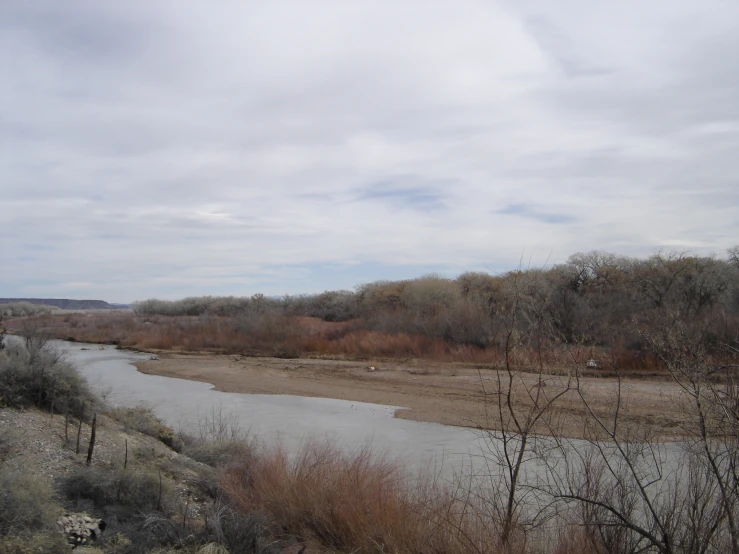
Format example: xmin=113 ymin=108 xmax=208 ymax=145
xmin=178 ymin=407 xmax=256 ymax=468
xmin=0 ymin=342 xmax=95 ymax=413
xmin=109 ymin=406 xmax=182 ymax=451
xmin=203 ymin=501 xmax=281 ymax=554
xmin=0 ymin=533 xmax=69 ymax=554
xmin=220 ymin=441 xmax=501 ymax=554
xmin=8 ymin=312 xmax=670 ymax=373
xmin=0 ymin=469 xmax=58 ymax=537
xmin=551 ymin=525 xmax=604 ymax=554
xmin=0 ymin=469 xmax=81 ymax=553
xmin=0 ymin=428 xmax=16 ymax=462
xmin=59 ymin=467 xmax=170 ymax=515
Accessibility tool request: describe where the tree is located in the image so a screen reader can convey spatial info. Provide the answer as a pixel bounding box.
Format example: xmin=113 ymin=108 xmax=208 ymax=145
xmin=475 ymin=267 xmax=572 ymax=549
xmin=729 ymin=245 xmax=739 ymax=268
xmin=534 ymin=320 xmax=739 ymax=553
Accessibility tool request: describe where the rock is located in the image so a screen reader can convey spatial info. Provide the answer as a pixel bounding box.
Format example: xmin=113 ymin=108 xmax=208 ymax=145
xmin=57 ymin=512 xmax=105 ymax=546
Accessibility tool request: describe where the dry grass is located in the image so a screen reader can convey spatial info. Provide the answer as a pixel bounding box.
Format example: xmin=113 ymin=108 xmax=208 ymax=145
xmin=0 ymin=468 xmax=58 ymax=537
xmin=108 ymin=406 xmax=183 ymax=451
xmin=551 ymin=525 xmax=605 ymax=554
xmin=220 ymin=441 xmax=507 ymax=554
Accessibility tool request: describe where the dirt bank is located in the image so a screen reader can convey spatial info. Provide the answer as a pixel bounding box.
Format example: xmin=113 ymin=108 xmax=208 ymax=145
xmin=135 ymin=354 xmax=686 ymax=439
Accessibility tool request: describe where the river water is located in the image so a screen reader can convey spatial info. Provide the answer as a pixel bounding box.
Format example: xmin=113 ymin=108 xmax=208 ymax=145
xmin=59 ymin=341 xmax=490 ymax=476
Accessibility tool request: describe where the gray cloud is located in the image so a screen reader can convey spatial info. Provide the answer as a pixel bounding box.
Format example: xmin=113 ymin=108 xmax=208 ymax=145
xmin=1 ymin=0 xmax=738 ymax=301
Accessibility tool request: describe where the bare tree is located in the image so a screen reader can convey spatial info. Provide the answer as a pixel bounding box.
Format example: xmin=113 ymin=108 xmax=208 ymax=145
xmin=533 ymin=323 xmax=739 ymax=554
xmin=472 ymin=268 xmax=573 ymax=549
xmin=729 ymin=246 xmax=739 ymax=269
xmin=642 ymin=319 xmax=739 ymax=553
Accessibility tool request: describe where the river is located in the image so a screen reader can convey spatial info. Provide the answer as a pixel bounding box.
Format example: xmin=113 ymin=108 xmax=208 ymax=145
xmin=60 ymin=340 xmax=491 ymax=476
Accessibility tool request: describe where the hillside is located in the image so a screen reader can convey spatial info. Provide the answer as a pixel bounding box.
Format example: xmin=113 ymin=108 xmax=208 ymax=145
xmin=0 ymin=298 xmax=121 ymax=310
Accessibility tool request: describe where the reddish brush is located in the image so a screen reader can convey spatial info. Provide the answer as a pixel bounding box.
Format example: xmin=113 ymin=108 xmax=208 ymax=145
xmin=220 ymin=441 xmax=504 ymax=554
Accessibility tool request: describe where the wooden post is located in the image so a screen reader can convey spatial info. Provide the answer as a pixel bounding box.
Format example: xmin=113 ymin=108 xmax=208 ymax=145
xmin=86 ymin=413 xmax=97 ymax=466
xmin=117 ymin=438 xmax=128 ymax=502
xmin=157 ymin=470 xmax=163 ymax=511
xmin=182 ymin=491 xmax=190 ymax=529
xmin=76 ymin=418 xmax=83 ymax=455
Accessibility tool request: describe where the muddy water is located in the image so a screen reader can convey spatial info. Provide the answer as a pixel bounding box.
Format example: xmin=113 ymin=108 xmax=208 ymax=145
xmin=60 ymin=341 xmax=490 ymax=475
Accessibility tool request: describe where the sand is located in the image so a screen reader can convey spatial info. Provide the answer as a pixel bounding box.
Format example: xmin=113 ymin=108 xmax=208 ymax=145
xmin=134 ymin=353 xmax=687 ymax=440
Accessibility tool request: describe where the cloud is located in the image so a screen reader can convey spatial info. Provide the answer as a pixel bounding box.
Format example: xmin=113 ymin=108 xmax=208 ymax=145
xmin=1 ymin=0 xmax=738 ymax=301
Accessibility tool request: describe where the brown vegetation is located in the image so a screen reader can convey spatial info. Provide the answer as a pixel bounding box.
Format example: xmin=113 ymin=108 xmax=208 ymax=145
xmin=3 ymin=247 xmax=739 ymax=552
xmin=2 ymin=327 xmax=739 ymax=553
xmin=221 ymin=441 xmax=506 ymax=553
xmin=8 ymin=250 xmax=738 ymax=375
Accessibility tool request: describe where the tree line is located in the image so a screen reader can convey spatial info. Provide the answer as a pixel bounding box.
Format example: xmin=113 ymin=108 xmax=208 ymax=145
xmin=131 ymin=248 xmax=739 ymax=362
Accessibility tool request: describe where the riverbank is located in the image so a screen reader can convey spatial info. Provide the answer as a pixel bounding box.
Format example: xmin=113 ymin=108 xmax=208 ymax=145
xmin=0 ymin=406 xmax=518 ymax=553
xmin=135 ymin=352 xmax=686 ymax=439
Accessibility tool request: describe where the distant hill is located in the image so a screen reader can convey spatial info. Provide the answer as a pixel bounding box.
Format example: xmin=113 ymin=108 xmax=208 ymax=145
xmin=0 ymin=298 xmax=125 ymax=310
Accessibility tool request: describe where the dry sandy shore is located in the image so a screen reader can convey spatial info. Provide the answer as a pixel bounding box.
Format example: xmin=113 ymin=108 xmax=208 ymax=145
xmin=135 ymin=353 xmax=687 ymax=439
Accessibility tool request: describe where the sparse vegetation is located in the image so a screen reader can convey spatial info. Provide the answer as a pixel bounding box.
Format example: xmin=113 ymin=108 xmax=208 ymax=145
xmin=0 ymin=469 xmax=58 ymax=537
xmin=109 ymin=407 xmax=183 ymax=452
xmin=0 ymin=302 xmax=58 ymax=319
xmin=0 ymin=468 xmax=68 ymax=554
xmin=59 ymin=467 xmax=169 ymax=515
xmin=176 ymin=407 xmax=255 ymax=468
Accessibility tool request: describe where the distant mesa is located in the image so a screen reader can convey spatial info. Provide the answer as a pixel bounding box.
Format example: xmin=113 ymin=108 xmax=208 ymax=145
xmin=0 ymin=298 xmax=128 ymax=310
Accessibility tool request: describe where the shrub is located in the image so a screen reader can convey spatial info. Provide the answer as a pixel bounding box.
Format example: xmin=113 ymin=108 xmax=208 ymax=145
xmin=0 ymin=469 xmax=58 ymax=537
xmin=220 ymin=441 xmax=497 ymax=554
xmin=0 ymin=533 xmax=69 ymax=554
xmin=0 ymin=302 xmax=57 ymax=318
xmin=59 ymin=467 xmax=168 ymax=515
xmin=177 ymin=407 xmax=255 ymax=468
xmin=204 ymin=501 xmax=278 ymax=554
xmin=0 ymin=342 xmax=95 ymax=414
xmin=0 ymin=428 xmax=16 ymax=462
xmin=109 ymin=407 xmax=183 ymax=452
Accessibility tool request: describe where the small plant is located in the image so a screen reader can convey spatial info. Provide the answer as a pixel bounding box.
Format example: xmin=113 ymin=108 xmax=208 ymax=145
xmin=109 ymin=406 xmax=183 ymax=451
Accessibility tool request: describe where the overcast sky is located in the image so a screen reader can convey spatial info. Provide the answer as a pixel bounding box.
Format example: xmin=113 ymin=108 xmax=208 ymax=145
xmin=2 ymin=1 xmax=738 ymax=302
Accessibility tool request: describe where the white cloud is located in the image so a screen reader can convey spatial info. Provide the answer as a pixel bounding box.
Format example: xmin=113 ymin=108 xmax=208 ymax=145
xmin=1 ymin=0 xmax=738 ymax=301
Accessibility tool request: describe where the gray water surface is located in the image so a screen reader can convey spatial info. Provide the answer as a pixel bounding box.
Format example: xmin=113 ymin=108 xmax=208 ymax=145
xmin=61 ymin=341 xmax=488 ymax=475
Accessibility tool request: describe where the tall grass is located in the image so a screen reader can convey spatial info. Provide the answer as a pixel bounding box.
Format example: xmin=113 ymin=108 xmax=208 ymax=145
xmin=220 ymin=441 xmax=507 ymax=554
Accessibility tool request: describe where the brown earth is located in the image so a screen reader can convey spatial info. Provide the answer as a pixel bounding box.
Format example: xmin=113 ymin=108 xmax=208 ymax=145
xmin=135 ymin=354 xmax=687 ymax=439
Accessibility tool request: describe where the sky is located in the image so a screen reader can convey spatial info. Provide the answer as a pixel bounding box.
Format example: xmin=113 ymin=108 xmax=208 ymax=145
xmin=2 ymin=1 xmax=738 ymax=303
